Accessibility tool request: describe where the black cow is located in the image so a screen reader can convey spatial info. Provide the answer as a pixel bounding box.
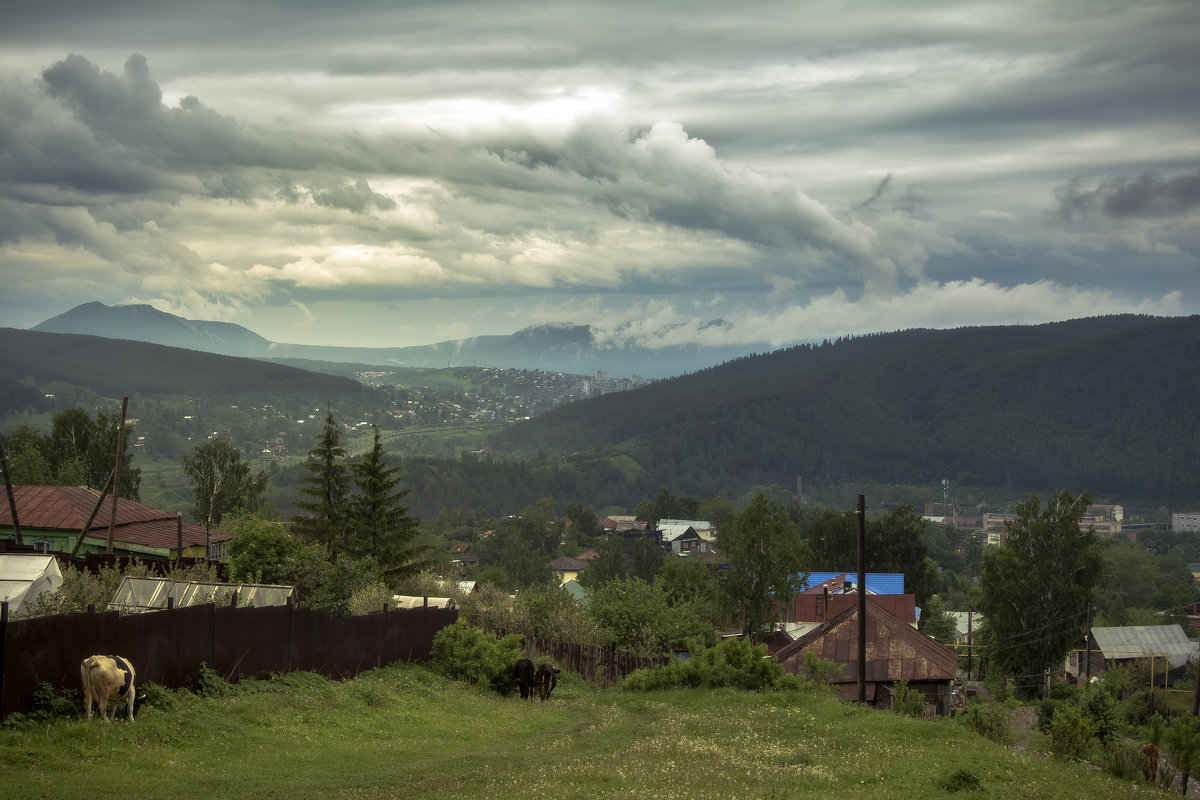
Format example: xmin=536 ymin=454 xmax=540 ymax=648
xmin=535 ymin=663 xmax=560 ymax=701
xmin=513 ymin=658 xmax=536 ymax=700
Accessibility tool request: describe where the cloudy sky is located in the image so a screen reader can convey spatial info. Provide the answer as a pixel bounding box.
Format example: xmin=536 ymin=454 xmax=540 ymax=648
xmin=2 ymin=1 xmax=1197 ymax=354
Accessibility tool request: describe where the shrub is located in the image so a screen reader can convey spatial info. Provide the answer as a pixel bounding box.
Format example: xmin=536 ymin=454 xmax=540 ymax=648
xmin=1097 ymin=738 xmax=1143 ymax=782
xmin=892 ymin=679 xmax=926 ymax=718
xmin=955 ymin=700 xmax=1017 ymax=746
xmin=196 ymin=661 xmax=233 ymax=697
xmin=1082 ymin=683 xmax=1119 ymax=743
xmin=1049 ymin=702 xmax=1096 ymax=761
xmin=936 ymin=767 xmax=983 ymax=792
xmin=1 ymin=682 xmax=79 ymax=727
xmin=622 ymin=638 xmax=783 ymax=692
xmin=348 ymin=581 xmax=393 ymax=615
xmin=430 ymin=619 xmax=523 ymax=693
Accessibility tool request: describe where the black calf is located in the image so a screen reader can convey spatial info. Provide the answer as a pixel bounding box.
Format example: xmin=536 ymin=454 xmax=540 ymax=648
xmin=535 ymin=663 xmax=559 ymax=701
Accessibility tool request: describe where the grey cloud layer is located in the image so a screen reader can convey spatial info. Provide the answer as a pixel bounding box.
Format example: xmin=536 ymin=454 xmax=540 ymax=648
xmin=0 ymin=1 xmax=1197 ymax=348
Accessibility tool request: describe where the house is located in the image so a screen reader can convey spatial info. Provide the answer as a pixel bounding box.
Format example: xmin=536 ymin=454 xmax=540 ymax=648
xmin=0 ymin=485 xmax=234 ymax=561
xmin=774 ymin=602 xmax=960 ymax=716
xmin=1066 ymin=624 xmax=1196 ymax=687
xmin=550 ymin=555 xmax=588 ymax=585
xmin=659 ymin=524 xmax=710 ymax=555
xmin=0 ymin=554 xmax=63 ymax=617
xmin=658 ymin=518 xmax=715 ymax=543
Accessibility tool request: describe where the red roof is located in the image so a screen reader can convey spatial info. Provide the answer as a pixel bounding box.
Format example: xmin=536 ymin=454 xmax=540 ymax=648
xmin=0 ymin=485 xmax=232 ymax=550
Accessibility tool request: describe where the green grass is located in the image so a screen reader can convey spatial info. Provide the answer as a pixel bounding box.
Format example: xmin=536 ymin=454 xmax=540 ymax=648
xmin=0 ymin=666 xmax=1158 ymax=800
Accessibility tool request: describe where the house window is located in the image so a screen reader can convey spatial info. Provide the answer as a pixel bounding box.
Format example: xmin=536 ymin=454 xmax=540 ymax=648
xmin=34 ymin=538 xmax=50 ymax=553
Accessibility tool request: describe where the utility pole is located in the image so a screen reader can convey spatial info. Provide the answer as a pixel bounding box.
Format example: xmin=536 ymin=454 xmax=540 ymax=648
xmin=857 ymin=493 xmax=866 ymax=704
xmin=0 ymin=440 xmax=22 ymax=545
xmin=105 ymin=397 xmax=128 ymax=555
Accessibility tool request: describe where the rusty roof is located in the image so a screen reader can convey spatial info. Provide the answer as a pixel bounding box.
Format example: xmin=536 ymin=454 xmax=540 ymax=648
xmin=0 ymin=485 xmax=232 ymax=550
xmin=775 ymin=601 xmax=959 ymax=683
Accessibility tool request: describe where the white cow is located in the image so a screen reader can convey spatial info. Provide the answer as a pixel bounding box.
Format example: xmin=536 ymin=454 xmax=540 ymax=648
xmin=80 ymin=655 xmax=137 ymax=722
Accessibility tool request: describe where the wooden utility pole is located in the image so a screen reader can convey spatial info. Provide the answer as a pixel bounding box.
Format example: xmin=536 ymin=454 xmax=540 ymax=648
xmin=857 ymin=493 xmax=866 ymax=704
xmin=967 ymin=607 xmax=974 ymax=681
xmin=105 ymin=397 xmax=128 ymax=554
xmin=1084 ymin=603 xmax=1093 ymax=683
xmin=70 ymin=468 xmax=114 ymax=556
xmin=0 ymin=440 xmax=21 ymax=545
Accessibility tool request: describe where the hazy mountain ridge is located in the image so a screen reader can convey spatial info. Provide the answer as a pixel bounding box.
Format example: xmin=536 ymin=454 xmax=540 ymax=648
xmin=0 ymin=328 xmax=362 ymax=400
xmin=31 ymin=302 xmax=757 ymax=378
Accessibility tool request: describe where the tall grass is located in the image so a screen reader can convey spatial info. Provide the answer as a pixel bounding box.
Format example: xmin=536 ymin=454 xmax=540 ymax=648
xmin=0 ymin=664 xmax=1158 ymax=800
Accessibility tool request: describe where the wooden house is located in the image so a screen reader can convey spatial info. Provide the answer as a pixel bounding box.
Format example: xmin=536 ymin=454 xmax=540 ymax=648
xmin=774 ymin=602 xmax=960 ymax=716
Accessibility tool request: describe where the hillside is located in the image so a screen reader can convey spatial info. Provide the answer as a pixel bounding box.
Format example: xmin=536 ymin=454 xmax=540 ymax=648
xmin=31 ymin=302 xmax=756 ymax=377
xmin=0 ymin=663 xmax=1148 ymax=800
xmin=489 ymin=315 xmax=1200 ymax=505
xmin=0 ymin=328 xmax=363 ymax=401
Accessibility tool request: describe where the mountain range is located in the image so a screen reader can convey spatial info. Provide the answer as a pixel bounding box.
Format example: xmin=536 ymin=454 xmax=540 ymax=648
xmin=31 ymin=302 xmax=756 ymax=378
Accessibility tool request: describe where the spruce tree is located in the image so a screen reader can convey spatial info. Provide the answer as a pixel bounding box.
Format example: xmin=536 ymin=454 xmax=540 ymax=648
xmin=291 ymin=406 xmax=352 ymax=556
xmin=348 ymin=426 xmax=429 ymax=579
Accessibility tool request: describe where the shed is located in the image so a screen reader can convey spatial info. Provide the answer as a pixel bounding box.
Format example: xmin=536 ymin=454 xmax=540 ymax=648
xmin=774 ymin=602 xmax=960 ymax=716
xmin=0 ymin=554 xmax=63 ymax=617
xmin=1068 ymin=625 xmax=1195 ymax=687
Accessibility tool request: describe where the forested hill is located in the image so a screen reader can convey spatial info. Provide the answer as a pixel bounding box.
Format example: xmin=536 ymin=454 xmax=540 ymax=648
xmin=0 ymin=328 xmax=363 ymax=402
xmin=490 ymin=315 xmax=1200 ymax=505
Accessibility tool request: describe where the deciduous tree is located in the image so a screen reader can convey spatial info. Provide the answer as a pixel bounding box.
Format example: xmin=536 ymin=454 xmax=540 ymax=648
xmin=719 ymin=491 xmax=810 ymax=641
xmin=978 ymin=489 xmax=1102 ymax=697
xmin=182 ymin=438 xmax=266 ymax=538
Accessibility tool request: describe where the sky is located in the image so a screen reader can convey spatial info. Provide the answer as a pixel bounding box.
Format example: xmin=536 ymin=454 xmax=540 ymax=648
xmin=1 ymin=1 xmax=1198 ymax=354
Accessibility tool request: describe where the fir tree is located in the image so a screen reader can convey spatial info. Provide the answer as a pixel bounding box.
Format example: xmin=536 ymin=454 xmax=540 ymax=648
xmin=291 ymin=406 xmax=351 ymax=556
xmin=348 ymin=426 xmax=429 ymax=580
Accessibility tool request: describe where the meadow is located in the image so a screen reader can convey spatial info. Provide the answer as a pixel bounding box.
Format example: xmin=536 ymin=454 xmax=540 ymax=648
xmin=0 ymin=664 xmax=1160 ymax=800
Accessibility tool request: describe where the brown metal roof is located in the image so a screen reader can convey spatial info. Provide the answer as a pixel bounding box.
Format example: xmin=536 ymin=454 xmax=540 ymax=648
xmin=0 ymin=485 xmax=232 ymax=550
xmin=775 ymin=601 xmax=960 ymax=683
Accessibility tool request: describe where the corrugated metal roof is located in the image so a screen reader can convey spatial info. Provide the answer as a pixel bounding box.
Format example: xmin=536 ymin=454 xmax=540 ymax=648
xmin=0 ymin=485 xmax=232 ymax=550
xmin=1091 ymin=625 xmax=1195 ymax=668
xmin=802 ymin=572 xmax=906 ymax=595
xmin=775 ymin=602 xmax=960 ymax=681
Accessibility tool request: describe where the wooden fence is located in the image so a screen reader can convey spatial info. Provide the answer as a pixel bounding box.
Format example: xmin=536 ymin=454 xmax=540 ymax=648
xmin=0 ymin=600 xmax=457 ymax=719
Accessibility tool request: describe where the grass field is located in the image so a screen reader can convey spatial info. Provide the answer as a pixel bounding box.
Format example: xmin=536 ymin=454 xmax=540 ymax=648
xmin=0 ymin=664 xmax=1161 ymax=800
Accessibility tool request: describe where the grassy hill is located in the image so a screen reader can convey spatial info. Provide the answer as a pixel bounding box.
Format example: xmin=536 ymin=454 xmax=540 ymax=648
xmin=490 ymin=314 xmax=1200 ymax=506
xmin=0 ymin=663 xmax=1156 ymax=800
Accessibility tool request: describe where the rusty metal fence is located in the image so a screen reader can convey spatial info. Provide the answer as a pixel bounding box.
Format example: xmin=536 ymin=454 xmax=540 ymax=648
xmin=0 ymin=600 xmax=457 ymax=719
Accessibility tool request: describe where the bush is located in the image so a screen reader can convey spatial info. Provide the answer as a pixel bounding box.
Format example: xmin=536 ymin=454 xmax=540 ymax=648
xmin=936 ymin=767 xmax=983 ymax=792
xmin=196 ymin=661 xmax=234 ymax=697
xmin=1082 ymin=684 xmax=1119 ymax=743
xmin=892 ymin=679 xmax=926 ymax=718
xmin=622 ymin=638 xmax=783 ymax=692
xmin=1049 ymin=702 xmax=1096 ymax=761
xmin=955 ymin=700 xmax=1017 ymax=746
xmin=348 ymin=581 xmax=393 ymax=615
xmin=1097 ymin=738 xmax=1143 ymax=782
xmin=430 ymin=619 xmax=523 ymax=693
xmin=1 ymin=682 xmax=79 ymax=727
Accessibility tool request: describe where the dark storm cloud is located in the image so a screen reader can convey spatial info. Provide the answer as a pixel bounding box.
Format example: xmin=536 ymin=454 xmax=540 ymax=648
xmin=1056 ymin=170 xmax=1200 ymax=220
xmin=312 ymin=178 xmax=397 ymax=214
